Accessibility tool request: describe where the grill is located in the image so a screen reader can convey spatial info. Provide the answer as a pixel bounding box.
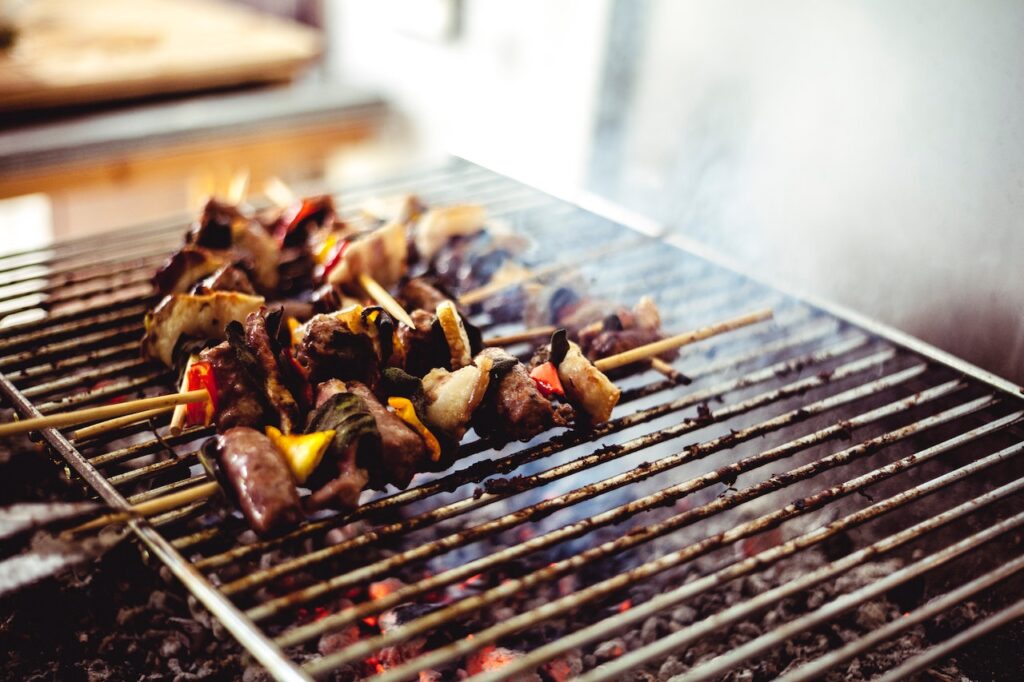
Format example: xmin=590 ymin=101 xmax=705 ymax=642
xmin=2 ymin=158 xmax=1024 ymax=681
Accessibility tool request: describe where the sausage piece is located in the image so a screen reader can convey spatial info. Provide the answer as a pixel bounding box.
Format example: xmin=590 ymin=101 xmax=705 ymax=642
xmin=217 ymin=427 xmax=303 ymax=535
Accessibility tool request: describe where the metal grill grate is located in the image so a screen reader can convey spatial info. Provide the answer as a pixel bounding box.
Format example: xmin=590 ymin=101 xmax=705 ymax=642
xmin=2 ymin=159 xmax=1024 ymax=681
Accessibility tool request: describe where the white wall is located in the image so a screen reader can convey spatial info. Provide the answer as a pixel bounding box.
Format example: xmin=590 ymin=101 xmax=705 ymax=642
xmin=326 ymin=0 xmax=611 ymax=193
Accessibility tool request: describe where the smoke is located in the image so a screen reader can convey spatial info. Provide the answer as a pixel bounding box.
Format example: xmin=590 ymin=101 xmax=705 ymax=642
xmin=587 ymin=0 xmax=1024 ymax=383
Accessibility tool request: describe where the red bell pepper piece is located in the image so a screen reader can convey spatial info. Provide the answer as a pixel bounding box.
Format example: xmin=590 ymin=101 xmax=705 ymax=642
xmin=185 ymin=360 xmax=219 ymax=426
xmin=274 ymin=199 xmax=320 ymax=246
xmin=529 ymin=361 xmax=565 ymax=399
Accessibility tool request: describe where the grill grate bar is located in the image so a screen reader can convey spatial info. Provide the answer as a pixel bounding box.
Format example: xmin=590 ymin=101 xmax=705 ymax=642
xmin=275 ymin=378 xmax=967 ymax=649
xmin=34 ymin=371 xmax=170 ymax=415
xmin=874 ymin=595 xmax=1024 ymax=682
xmin=312 ymin=395 xmax=999 ymax=679
xmin=678 ymin=480 xmax=1024 ymax=682
xmin=0 ymin=304 xmax=150 ymax=354
xmin=473 ymin=411 xmax=1024 ymax=682
xmin=20 ymin=358 xmax=152 ymax=400
xmin=549 ymin=424 xmax=1024 ymax=682
xmin=216 ymin=340 xmax=889 ymax=591
xmin=778 ymin=547 xmax=1024 ymax=682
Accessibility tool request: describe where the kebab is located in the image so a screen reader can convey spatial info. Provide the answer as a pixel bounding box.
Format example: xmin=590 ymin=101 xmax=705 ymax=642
xmin=2 ymin=184 xmax=770 ymax=532
xmin=59 ymin=305 xmax=772 ymax=539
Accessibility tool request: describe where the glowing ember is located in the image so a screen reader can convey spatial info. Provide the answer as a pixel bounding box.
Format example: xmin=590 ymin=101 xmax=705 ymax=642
xmin=617 ymin=599 xmax=632 ymax=613
xmin=741 ymin=527 xmax=784 ymax=558
xmin=365 ymin=657 xmax=386 ymax=675
xmin=466 ymin=644 xmax=540 ymax=680
xmin=369 ymin=577 xmax=405 ymax=600
xmin=458 ymin=573 xmax=484 ymax=590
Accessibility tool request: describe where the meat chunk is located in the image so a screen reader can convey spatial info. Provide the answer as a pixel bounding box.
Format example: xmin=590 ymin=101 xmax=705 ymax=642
xmin=244 ymin=309 xmax=302 ymax=434
xmin=305 ymin=385 xmax=378 ymax=510
xmin=153 ymin=246 xmax=226 ymax=295
xmin=577 ymin=297 xmax=674 ymax=362
xmin=199 ymin=342 xmax=267 ymax=430
xmin=296 ymin=314 xmax=380 ymax=388
xmin=472 ymin=348 xmax=571 ymax=444
xmin=141 ymin=291 xmax=264 ymax=367
xmin=398 ymin=277 xmax=452 ymax=313
xmin=215 ymin=427 xmax=303 ymax=535
xmin=314 ymin=379 xmax=427 ymax=490
xmin=186 ymin=198 xmax=281 ymax=294
xmin=192 ymin=263 xmax=256 ymax=295
xmin=347 ymin=382 xmax=428 ymax=490
xmin=396 ymin=309 xmax=444 ymax=378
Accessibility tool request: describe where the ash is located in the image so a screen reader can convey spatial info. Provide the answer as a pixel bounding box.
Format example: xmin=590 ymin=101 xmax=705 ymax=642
xmin=1 ymin=429 xmax=252 ymax=681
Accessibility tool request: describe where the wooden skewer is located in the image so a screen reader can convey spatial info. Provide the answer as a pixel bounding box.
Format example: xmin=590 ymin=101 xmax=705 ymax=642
xmin=483 ymin=325 xmax=557 ymax=347
xmin=67 ymin=481 xmax=220 ymax=535
xmin=458 ymin=238 xmax=645 ymax=306
xmin=594 ymin=308 xmax=774 ymax=372
xmin=649 ymin=358 xmax=690 ymax=384
xmin=65 ymin=309 xmax=774 ymax=530
xmin=168 ymin=355 xmax=198 ymax=436
xmin=70 ymin=406 xmax=175 ymax=441
xmin=263 ymin=175 xmax=296 ymax=208
xmin=0 ymin=389 xmax=209 ymax=439
xmin=227 ymin=167 xmax=250 ymax=205
xmin=358 ymin=273 xmax=416 ymax=328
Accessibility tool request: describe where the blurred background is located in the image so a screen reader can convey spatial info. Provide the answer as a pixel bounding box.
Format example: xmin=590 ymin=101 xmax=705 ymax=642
xmin=0 ymin=0 xmax=1021 ymax=381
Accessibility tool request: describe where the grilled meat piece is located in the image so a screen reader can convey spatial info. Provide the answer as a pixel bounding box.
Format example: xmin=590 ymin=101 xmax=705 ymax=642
xmin=347 ymin=382 xmax=428 ymax=489
xmin=396 ymin=309 xmax=445 ymax=378
xmin=199 ymin=342 xmax=267 ymax=430
xmin=244 ymin=309 xmax=302 ymax=434
xmin=576 ymin=296 xmax=673 ymax=362
xmin=184 ymin=198 xmax=280 ymax=294
xmin=398 ymin=277 xmax=452 ymax=313
xmin=187 ymin=198 xmax=237 ymax=249
xmin=215 ymin=427 xmax=303 ymax=535
xmin=193 ymin=263 xmax=256 ymax=294
xmin=141 ymin=291 xmax=264 ymax=367
xmin=315 ymin=379 xmax=428 ymax=490
xmin=153 ymin=246 xmax=227 ymax=295
xmin=472 ymin=348 xmax=571 ymax=444
xmin=296 ymin=314 xmax=380 ymax=388
xmin=306 ymin=381 xmax=374 ymax=510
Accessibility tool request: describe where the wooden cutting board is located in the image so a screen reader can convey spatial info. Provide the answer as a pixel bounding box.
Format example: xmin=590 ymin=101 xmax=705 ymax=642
xmin=0 ymin=0 xmax=322 ymax=111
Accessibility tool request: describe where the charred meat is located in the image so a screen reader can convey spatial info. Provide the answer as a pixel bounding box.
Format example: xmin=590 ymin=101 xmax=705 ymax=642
xmin=214 ymin=427 xmax=304 ymax=536
xmin=472 ymin=348 xmax=571 ymax=444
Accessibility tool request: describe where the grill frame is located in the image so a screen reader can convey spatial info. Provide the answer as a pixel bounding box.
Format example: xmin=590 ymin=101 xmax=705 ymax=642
xmin=1 ymin=157 xmax=1023 ymax=681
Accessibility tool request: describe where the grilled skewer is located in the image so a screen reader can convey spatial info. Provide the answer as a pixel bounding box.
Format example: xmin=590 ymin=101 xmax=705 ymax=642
xmin=63 ymin=308 xmax=772 ymax=535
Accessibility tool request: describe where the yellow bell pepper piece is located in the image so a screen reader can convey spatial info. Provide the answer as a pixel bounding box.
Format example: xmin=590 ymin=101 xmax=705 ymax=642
xmin=266 ymin=425 xmax=336 ymax=484
xmin=315 ymin=234 xmax=338 ymax=265
xmin=286 ymin=317 xmax=303 ymax=347
xmin=388 ymin=397 xmax=442 ymax=462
